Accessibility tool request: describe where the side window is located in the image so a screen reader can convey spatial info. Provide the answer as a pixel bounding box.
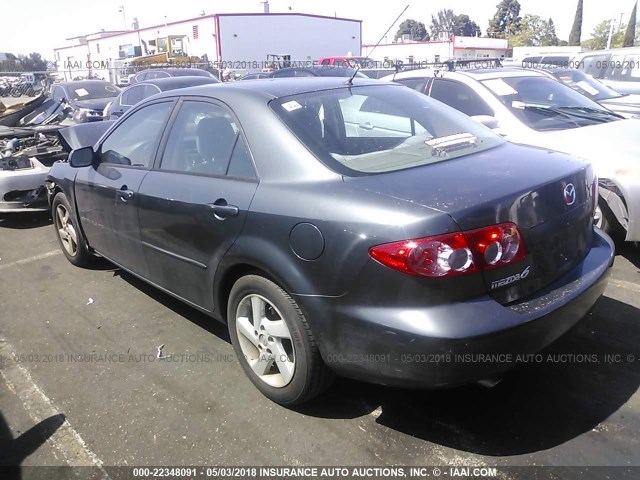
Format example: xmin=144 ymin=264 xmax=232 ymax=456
xmin=99 ymin=102 xmax=173 ymax=167
xmin=396 ymin=78 xmax=428 ymax=93
xmin=429 ymin=79 xmax=494 ymax=116
xmin=155 ymin=72 xmax=170 ymax=78
xmin=135 ymin=72 xmax=148 ymax=82
xmin=604 ymin=55 xmax=626 ymax=81
xmin=615 ymin=54 xmax=640 ymax=81
xmin=141 ymin=85 xmax=161 ymax=100
xmin=159 ymin=101 xmax=240 ymax=176
xmin=226 ymin=140 xmax=256 ymax=179
xmin=121 ymin=85 xmax=146 ymax=106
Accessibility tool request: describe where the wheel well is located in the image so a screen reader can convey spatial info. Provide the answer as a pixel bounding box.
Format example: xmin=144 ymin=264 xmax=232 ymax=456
xmin=216 ymin=264 xmax=277 ymax=323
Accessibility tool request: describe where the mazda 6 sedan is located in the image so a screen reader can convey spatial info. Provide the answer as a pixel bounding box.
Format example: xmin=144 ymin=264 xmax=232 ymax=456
xmin=46 ymin=78 xmax=614 ymax=405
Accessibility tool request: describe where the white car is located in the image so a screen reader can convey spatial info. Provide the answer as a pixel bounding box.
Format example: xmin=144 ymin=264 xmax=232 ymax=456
xmin=383 ymin=67 xmax=640 ymax=243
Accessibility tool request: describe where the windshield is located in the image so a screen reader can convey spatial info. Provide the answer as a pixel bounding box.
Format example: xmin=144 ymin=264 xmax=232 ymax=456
xmin=270 ymin=85 xmax=504 ymax=175
xmin=68 ymin=82 xmax=120 ymax=101
xmin=551 ymin=69 xmax=622 ymax=101
xmin=481 ymin=75 xmax=621 ymax=131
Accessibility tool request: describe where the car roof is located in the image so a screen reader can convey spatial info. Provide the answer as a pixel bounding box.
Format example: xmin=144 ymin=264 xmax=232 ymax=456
xmin=59 ymin=80 xmax=112 ymax=87
xmin=134 ymin=77 xmax=219 ymax=90
xmin=388 ymin=67 xmax=548 ymax=82
xmin=136 ymin=68 xmax=210 ymax=75
xmin=152 ymin=77 xmax=389 ymax=101
xmin=269 ymin=66 xmax=361 ymax=76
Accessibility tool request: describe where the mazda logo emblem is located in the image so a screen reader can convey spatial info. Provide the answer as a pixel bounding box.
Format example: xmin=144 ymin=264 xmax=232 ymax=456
xmin=563 ymin=183 xmax=576 ymax=206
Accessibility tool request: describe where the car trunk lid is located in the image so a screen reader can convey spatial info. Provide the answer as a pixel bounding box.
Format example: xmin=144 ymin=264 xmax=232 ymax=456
xmin=345 ymin=142 xmax=595 ymax=304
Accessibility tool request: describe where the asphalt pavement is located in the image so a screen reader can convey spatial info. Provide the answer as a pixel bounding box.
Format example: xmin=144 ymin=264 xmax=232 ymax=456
xmin=1 ymin=212 xmax=639 ymax=479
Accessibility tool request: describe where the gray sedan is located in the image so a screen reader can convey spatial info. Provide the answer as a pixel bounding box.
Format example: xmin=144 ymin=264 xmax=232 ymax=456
xmin=46 ymin=78 xmax=613 ymax=405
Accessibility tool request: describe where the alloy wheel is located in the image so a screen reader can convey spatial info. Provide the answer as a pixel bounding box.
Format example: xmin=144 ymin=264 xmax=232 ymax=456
xmin=55 ymin=204 xmax=78 ymax=256
xmin=235 ymin=294 xmax=295 ymax=388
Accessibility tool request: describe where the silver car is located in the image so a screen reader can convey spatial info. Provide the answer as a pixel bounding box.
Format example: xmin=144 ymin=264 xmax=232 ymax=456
xmin=384 ymin=67 xmax=640 ymax=244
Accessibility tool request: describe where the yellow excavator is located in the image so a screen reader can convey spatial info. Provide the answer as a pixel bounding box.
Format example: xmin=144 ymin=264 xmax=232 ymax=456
xmin=128 ymin=35 xmax=199 ymax=67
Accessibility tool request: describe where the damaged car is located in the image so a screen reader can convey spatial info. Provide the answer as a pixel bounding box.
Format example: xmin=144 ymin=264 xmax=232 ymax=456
xmin=47 ymin=81 xmax=120 ymax=123
xmin=0 ymin=125 xmax=68 ymax=212
xmin=0 ymin=87 xmax=115 ymax=213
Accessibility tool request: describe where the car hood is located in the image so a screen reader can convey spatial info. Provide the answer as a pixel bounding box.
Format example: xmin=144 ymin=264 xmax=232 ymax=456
xmin=57 ymin=121 xmax=115 ymax=151
xmin=530 ymin=119 xmax=640 ymax=177
xmin=73 ymin=98 xmax=114 ymax=111
xmin=599 ymin=94 xmax=640 ymax=116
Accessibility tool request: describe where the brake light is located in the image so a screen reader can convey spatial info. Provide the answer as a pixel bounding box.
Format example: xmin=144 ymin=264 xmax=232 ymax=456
xmin=369 ymin=223 xmax=526 ymax=278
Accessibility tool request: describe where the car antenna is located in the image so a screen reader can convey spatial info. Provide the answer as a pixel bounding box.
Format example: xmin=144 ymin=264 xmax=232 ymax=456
xmin=346 ymin=4 xmax=409 ymax=86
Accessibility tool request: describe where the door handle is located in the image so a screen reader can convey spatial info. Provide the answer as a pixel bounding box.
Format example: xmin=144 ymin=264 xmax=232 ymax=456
xmin=116 ymin=188 xmax=134 ymax=202
xmin=209 ymin=199 xmax=239 ymax=219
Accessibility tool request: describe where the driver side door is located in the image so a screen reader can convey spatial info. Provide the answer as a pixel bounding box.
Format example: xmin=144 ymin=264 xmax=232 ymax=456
xmin=74 ymin=100 xmax=175 ymax=278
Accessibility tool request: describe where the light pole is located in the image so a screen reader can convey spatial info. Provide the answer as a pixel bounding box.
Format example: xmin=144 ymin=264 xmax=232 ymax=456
xmin=606 ymin=12 xmax=624 ymax=49
xmin=118 ymin=6 xmax=127 ymax=31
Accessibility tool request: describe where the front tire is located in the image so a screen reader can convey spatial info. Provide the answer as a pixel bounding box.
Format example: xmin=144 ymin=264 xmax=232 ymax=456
xmin=595 ymin=198 xmax=625 ymax=246
xmin=227 ymin=275 xmax=333 ymax=405
xmin=52 ymin=192 xmax=92 ymax=267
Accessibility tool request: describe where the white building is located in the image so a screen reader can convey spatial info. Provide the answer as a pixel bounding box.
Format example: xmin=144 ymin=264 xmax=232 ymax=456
xmin=362 ymin=36 xmax=509 ymax=66
xmin=53 ymin=12 xmax=362 ymax=82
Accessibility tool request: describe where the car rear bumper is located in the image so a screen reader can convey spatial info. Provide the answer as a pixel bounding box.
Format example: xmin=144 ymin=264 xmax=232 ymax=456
xmin=297 ymin=228 xmax=614 ymax=388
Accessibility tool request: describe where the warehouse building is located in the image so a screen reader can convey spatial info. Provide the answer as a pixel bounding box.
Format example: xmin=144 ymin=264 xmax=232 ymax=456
xmin=53 ymin=11 xmax=362 ymax=82
xmin=362 ymin=36 xmax=509 ymax=66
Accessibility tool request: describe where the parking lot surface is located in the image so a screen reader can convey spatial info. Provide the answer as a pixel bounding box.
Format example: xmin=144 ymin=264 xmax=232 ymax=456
xmin=1 ymin=212 xmax=639 ymax=478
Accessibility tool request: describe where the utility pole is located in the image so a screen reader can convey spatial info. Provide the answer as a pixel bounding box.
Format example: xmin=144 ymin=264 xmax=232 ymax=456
xmin=607 ymin=12 xmax=624 ymax=49
xmin=118 ymin=6 xmax=127 ymax=31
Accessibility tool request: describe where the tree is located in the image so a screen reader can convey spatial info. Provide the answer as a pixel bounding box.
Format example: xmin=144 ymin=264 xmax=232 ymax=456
xmin=487 ymin=0 xmax=521 ymax=38
xmin=395 ymin=19 xmax=430 ymax=42
xmin=624 ymin=2 xmax=637 ymax=47
xmin=17 ymin=53 xmax=48 ymax=72
xmin=430 ymin=9 xmax=482 ymax=38
xmin=568 ymin=0 xmax=583 ymax=45
xmin=583 ymin=20 xmax=626 ymax=50
xmin=509 ymin=15 xmax=559 ymax=47
xmin=545 ymin=18 xmax=560 ymax=46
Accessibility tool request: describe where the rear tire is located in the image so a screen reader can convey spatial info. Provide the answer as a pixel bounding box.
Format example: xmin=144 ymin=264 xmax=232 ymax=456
xmin=52 ymin=192 xmax=92 ymax=267
xmin=227 ymin=275 xmax=333 ymax=405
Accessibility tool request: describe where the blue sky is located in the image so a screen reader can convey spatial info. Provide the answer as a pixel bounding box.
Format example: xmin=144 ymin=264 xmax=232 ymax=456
xmin=2 ymin=0 xmax=637 ymax=56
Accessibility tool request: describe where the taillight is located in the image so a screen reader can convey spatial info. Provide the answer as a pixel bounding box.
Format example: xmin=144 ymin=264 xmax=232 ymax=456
xmin=369 ymin=223 xmax=526 ymax=278
xmin=591 ymin=175 xmax=598 ymax=213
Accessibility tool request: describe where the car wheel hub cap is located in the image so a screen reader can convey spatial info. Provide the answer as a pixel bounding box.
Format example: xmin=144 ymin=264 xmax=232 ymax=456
xmin=56 ymin=204 xmax=78 ymax=256
xmin=594 ymin=205 xmax=602 ymax=228
xmin=235 ymin=294 xmax=295 ymax=388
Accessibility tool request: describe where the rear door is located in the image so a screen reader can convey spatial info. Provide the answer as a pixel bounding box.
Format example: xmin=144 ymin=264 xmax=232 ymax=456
xmin=74 ymin=100 xmax=175 ymax=278
xmin=137 ymin=99 xmax=258 ymax=310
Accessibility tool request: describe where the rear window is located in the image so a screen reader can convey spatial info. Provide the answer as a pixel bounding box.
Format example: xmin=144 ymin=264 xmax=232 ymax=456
xmin=270 ymin=85 xmax=504 ymax=175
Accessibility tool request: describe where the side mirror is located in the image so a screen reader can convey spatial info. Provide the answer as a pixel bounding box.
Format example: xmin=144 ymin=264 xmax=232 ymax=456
xmin=471 ymin=115 xmax=500 ymax=130
xmin=69 ymin=146 xmax=95 ymax=168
